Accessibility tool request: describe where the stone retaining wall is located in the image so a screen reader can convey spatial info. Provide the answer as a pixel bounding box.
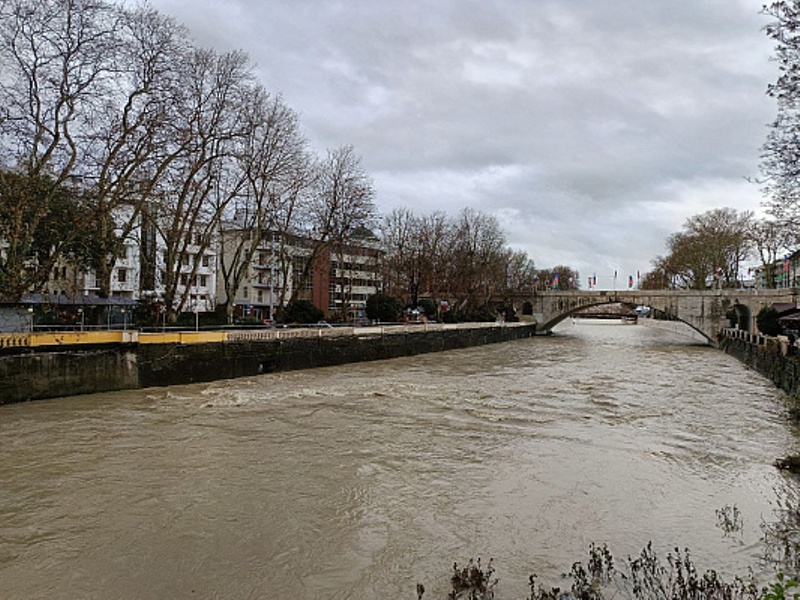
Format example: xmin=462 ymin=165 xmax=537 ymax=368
xmin=719 ymin=328 xmax=800 ymax=398
xmin=0 ymin=323 xmax=536 ymax=404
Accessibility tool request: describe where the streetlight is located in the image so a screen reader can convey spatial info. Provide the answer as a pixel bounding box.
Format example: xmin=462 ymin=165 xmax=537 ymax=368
xmin=77 ymin=308 xmax=84 ymax=332
xmin=121 ymin=308 xmax=127 ymax=332
xmin=27 ymin=307 xmax=34 ymax=333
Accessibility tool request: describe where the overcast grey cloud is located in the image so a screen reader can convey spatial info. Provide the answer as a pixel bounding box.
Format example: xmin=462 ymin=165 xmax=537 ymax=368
xmin=141 ymin=0 xmax=776 ymax=288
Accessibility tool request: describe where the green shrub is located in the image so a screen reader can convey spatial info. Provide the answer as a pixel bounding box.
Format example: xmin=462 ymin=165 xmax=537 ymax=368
xmin=758 ymin=306 xmax=782 ymax=337
xmin=365 ymin=293 xmax=403 ymax=322
xmin=280 ymin=300 xmax=323 ymax=324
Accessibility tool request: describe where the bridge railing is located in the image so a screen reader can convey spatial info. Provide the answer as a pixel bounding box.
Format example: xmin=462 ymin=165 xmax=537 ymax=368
xmin=719 ymin=327 xmax=800 ymax=358
xmin=721 ymin=327 xmax=768 ymax=347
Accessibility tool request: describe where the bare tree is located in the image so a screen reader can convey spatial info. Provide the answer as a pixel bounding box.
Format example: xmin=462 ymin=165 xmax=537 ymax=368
xmin=504 ymin=249 xmax=536 ymax=294
xmin=380 ymin=207 xmax=420 ymax=300
xmin=761 ymin=2 xmax=800 ymax=234
xmin=751 ymin=218 xmax=794 ymax=288
xmin=83 ymin=4 xmax=191 ymax=299
xmin=0 ymin=0 xmax=122 ymax=297
xmin=685 ymin=208 xmax=753 ymax=287
xmin=655 ymin=208 xmax=753 ymax=290
xmin=417 ymin=211 xmax=451 ymax=304
xmin=534 ymin=265 xmax=580 ymax=291
xmin=447 ymin=208 xmax=507 ymax=315
xmin=290 ymin=145 xmax=376 ymax=312
xmin=153 ymin=48 xmax=256 ymax=320
xmin=217 ymin=91 xmax=311 ymax=323
xmin=380 ymin=208 xmax=530 ymax=316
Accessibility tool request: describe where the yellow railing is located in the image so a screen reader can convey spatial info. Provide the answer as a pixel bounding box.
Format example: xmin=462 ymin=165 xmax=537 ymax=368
xmin=138 ymin=331 xmax=226 ymax=344
xmin=0 ymin=322 xmax=531 ymax=350
xmin=31 ymin=331 xmax=126 ymax=347
xmin=0 ymin=334 xmax=31 ymax=348
xmin=1 ymin=331 xmax=131 ymax=349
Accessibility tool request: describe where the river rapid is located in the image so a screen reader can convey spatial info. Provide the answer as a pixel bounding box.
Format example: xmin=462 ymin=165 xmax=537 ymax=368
xmin=1 ymin=320 xmax=799 ymax=599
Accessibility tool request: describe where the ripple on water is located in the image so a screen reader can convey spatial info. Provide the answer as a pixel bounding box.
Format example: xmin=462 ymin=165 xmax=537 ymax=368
xmin=0 ymin=323 xmax=798 ymax=599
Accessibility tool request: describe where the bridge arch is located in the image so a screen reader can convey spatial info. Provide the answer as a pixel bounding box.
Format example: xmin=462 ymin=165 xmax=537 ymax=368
xmin=521 ymin=301 xmax=533 ymax=316
xmin=511 ymin=289 xmax=796 ymax=347
xmin=536 ymin=299 xmax=714 ymax=344
xmin=728 ymin=303 xmax=750 ymax=331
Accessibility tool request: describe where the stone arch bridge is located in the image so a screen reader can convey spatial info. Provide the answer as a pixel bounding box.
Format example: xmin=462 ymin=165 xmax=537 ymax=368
xmin=511 ymin=289 xmax=798 ymax=345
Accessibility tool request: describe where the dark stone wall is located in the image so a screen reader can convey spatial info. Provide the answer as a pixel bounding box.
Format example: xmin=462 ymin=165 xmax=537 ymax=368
xmin=1 ymin=325 xmax=536 ymax=404
xmin=0 ymin=348 xmax=139 ymax=404
xmin=720 ymin=336 xmax=800 ymax=398
xmin=137 ymin=326 xmax=535 ymax=388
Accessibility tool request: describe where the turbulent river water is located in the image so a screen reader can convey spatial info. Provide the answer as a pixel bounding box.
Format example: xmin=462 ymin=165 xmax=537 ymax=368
xmin=2 ymin=320 xmax=799 ymax=599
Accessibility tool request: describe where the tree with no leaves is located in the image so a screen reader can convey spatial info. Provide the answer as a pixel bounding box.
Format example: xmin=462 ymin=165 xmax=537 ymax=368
xmin=653 ymin=208 xmax=753 ymax=290
xmin=289 ymin=145 xmax=377 ymax=312
xmin=152 ymin=47 xmax=259 ymax=320
xmin=0 ymin=0 xmax=122 ymax=298
xmin=216 ymin=91 xmax=311 ymax=324
xmin=750 ymin=218 xmax=794 ymax=288
xmin=760 ymin=2 xmax=800 ymax=243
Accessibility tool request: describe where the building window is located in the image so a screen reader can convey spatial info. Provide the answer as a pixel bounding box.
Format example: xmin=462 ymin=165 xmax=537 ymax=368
xmin=202 ymin=255 xmax=210 ymax=268
xmin=118 ymin=268 xmax=127 ymax=283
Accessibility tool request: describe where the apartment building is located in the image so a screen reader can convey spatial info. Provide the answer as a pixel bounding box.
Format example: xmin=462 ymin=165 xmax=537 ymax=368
xmin=38 ymin=207 xmax=217 ymax=313
xmin=328 ymin=235 xmax=384 ymax=321
xmin=752 ymin=251 xmax=800 ymax=289
xmin=218 ymin=226 xmax=384 ymax=321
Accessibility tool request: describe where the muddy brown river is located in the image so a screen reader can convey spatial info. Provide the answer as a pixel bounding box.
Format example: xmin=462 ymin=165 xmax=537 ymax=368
xmin=1 ymin=320 xmax=798 ymax=599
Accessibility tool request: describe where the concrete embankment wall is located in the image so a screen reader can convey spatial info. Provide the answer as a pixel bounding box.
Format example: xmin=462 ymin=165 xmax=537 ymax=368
xmin=0 ymin=323 xmax=536 ymax=404
xmin=719 ymin=329 xmax=800 ymax=398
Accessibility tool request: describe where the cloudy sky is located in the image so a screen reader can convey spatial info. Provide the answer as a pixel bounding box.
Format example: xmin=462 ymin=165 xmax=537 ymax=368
xmin=142 ymin=0 xmax=775 ymax=288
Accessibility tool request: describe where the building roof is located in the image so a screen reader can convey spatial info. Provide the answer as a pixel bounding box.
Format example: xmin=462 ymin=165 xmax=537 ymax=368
xmin=771 ymin=302 xmax=798 ymax=316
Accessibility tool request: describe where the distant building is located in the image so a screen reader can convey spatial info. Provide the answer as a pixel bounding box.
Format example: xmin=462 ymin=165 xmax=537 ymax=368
xmin=40 ymin=205 xmax=217 ymax=313
xmin=6 ymin=202 xmax=383 ymax=321
xmin=217 ymin=226 xmax=384 ymax=321
xmin=327 ymin=232 xmax=384 ymax=321
xmin=752 ymin=250 xmax=800 ymax=289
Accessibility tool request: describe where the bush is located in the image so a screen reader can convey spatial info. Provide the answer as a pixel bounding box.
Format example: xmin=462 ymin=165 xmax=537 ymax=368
xmin=421 ymin=543 xmax=761 ymax=600
xmin=280 ymin=299 xmax=323 ymax=324
xmin=757 ymin=306 xmax=782 ymax=336
xmin=464 ymin=305 xmax=499 ymax=322
xmin=365 ymin=293 xmax=403 ymax=322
